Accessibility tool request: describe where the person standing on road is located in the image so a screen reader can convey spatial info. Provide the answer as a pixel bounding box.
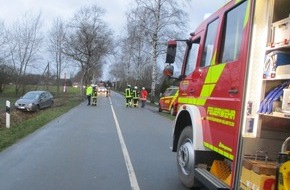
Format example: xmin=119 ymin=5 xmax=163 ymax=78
xmin=106 ymin=87 xmax=111 ymax=97
xmin=140 ymin=87 xmax=148 ymax=108
xmin=86 ymin=84 xmax=93 ymax=106
xmin=125 ymin=85 xmax=132 ymax=107
xmin=91 ymin=87 xmax=97 ymax=106
xmin=132 ymin=86 xmax=139 ymax=107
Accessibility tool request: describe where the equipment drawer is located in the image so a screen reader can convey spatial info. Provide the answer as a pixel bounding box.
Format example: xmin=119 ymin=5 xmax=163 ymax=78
xmin=271 ymin=17 xmax=290 ymax=45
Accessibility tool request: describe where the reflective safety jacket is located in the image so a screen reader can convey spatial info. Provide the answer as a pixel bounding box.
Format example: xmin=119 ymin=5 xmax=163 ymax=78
xmin=92 ymin=90 xmax=97 ymax=98
xmin=132 ymin=89 xmax=139 ymax=99
xmin=86 ymin=86 xmax=93 ymax=96
xmin=125 ymin=87 xmax=132 ymax=98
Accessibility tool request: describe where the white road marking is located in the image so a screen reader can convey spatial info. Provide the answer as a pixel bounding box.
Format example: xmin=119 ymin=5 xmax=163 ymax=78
xmin=109 ymin=97 xmax=140 ymax=190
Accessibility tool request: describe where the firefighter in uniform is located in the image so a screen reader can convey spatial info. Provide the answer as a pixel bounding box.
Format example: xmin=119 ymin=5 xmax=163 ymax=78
xmin=106 ymin=87 xmax=111 ymax=97
xmin=91 ymin=86 xmax=97 ymax=106
xmin=132 ymin=86 xmax=139 ymax=107
xmin=125 ymin=85 xmax=132 ymax=107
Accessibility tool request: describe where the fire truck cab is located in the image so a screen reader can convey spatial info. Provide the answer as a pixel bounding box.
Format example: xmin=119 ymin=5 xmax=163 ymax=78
xmin=164 ymin=0 xmax=290 ymax=189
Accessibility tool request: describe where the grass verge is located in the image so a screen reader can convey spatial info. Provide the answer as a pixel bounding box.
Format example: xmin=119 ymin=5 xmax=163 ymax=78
xmin=0 ymin=94 xmax=83 ymax=152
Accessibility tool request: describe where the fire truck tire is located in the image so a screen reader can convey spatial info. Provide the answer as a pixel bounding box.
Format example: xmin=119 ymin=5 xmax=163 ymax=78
xmin=177 ymin=126 xmax=197 ymax=188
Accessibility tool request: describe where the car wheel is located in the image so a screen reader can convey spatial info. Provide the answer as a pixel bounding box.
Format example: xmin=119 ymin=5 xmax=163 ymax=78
xmin=158 ymin=104 xmax=162 ymax=112
xmin=35 ymin=105 xmax=40 ymax=112
xmin=170 ymin=107 xmax=175 ymax=115
xmin=177 ymin=126 xmax=198 ymax=188
xmin=50 ymin=100 xmax=54 ymax=107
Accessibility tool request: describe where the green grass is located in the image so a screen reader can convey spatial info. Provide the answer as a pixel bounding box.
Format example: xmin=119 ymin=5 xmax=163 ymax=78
xmin=0 ymin=86 xmax=83 ymax=152
xmin=0 ymin=85 xmax=81 ymax=108
xmin=158 ymin=111 xmax=175 ymax=121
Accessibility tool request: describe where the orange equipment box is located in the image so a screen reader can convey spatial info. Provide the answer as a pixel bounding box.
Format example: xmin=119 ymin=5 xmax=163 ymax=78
xmin=241 ymin=159 xmax=276 ymax=190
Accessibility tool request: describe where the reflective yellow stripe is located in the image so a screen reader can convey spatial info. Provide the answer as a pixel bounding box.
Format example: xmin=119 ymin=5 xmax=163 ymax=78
xmin=200 ymin=84 xmax=215 ymax=97
xmin=234 ymin=0 xmax=251 ymax=28
xmin=210 ymin=51 xmax=217 ymax=66
xmin=204 ymin=142 xmax=234 ymax=160
xmin=205 ymin=64 xmax=225 ymax=83
xmin=178 ymin=97 xmax=188 ymax=104
xmin=179 ymin=97 xmax=206 ymax=106
xmin=244 ymin=0 xmax=251 ymax=28
xmin=178 ymin=64 xmax=225 ymax=106
xmin=169 ymin=91 xmax=179 ymax=108
xmin=125 ymin=89 xmax=131 ymax=97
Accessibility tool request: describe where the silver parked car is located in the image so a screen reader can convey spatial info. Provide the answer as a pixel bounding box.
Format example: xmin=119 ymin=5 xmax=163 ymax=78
xmin=14 ymin=91 xmax=54 ymax=112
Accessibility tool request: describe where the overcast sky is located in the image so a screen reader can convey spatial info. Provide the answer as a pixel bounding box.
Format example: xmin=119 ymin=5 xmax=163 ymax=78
xmin=0 ymin=0 xmax=227 ymax=33
xmin=0 ymin=0 xmax=227 ymax=79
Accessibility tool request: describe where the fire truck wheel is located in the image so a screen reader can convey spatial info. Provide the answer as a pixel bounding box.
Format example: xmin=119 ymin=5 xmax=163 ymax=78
xmin=177 ymin=126 xmax=196 ymax=188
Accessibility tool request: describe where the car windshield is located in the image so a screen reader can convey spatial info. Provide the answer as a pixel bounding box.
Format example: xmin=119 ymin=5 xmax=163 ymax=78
xmin=164 ymin=88 xmax=178 ymax=96
xmin=22 ymin=92 xmax=40 ymax=99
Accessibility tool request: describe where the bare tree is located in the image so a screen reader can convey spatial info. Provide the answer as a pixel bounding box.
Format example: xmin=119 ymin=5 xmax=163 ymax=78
xmin=7 ymin=12 xmax=43 ymax=95
xmin=63 ymin=4 xmax=114 ymax=89
xmin=109 ymin=56 xmax=127 ymax=90
xmin=123 ymin=17 xmax=153 ymax=87
xmin=126 ymin=0 xmax=187 ymax=101
xmin=48 ymin=17 xmax=67 ymax=94
xmin=0 ymin=20 xmax=9 ymax=93
xmin=0 ymin=21 xmax=7 ymax=50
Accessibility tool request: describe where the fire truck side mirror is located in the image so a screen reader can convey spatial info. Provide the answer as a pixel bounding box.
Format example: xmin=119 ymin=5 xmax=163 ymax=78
xmin=165 ymin=40 xmax=177 ymax=64
xmin=163 ymin=64 xmax=174 ymax=77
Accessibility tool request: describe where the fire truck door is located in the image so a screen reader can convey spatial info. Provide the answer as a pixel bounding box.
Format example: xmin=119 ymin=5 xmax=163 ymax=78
xmin=203 ymin=1 xmax=250 ymax=161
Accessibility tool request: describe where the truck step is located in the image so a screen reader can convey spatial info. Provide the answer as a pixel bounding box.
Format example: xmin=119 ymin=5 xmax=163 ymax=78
xmin=194 ymin=168 xmax=230 ymax=190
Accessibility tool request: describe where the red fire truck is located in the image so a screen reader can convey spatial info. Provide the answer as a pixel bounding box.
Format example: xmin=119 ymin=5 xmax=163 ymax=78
xmin=164 ymin=0 xmax=290 ymax=189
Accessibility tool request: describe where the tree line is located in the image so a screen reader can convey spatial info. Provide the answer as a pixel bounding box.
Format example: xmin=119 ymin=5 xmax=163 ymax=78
xmin=0 ymin=0 xmax=189 ymax=98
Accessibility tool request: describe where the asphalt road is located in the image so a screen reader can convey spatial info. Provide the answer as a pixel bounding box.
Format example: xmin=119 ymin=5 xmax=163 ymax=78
xmin=0 ymin=91 xmax=190 ymax=190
